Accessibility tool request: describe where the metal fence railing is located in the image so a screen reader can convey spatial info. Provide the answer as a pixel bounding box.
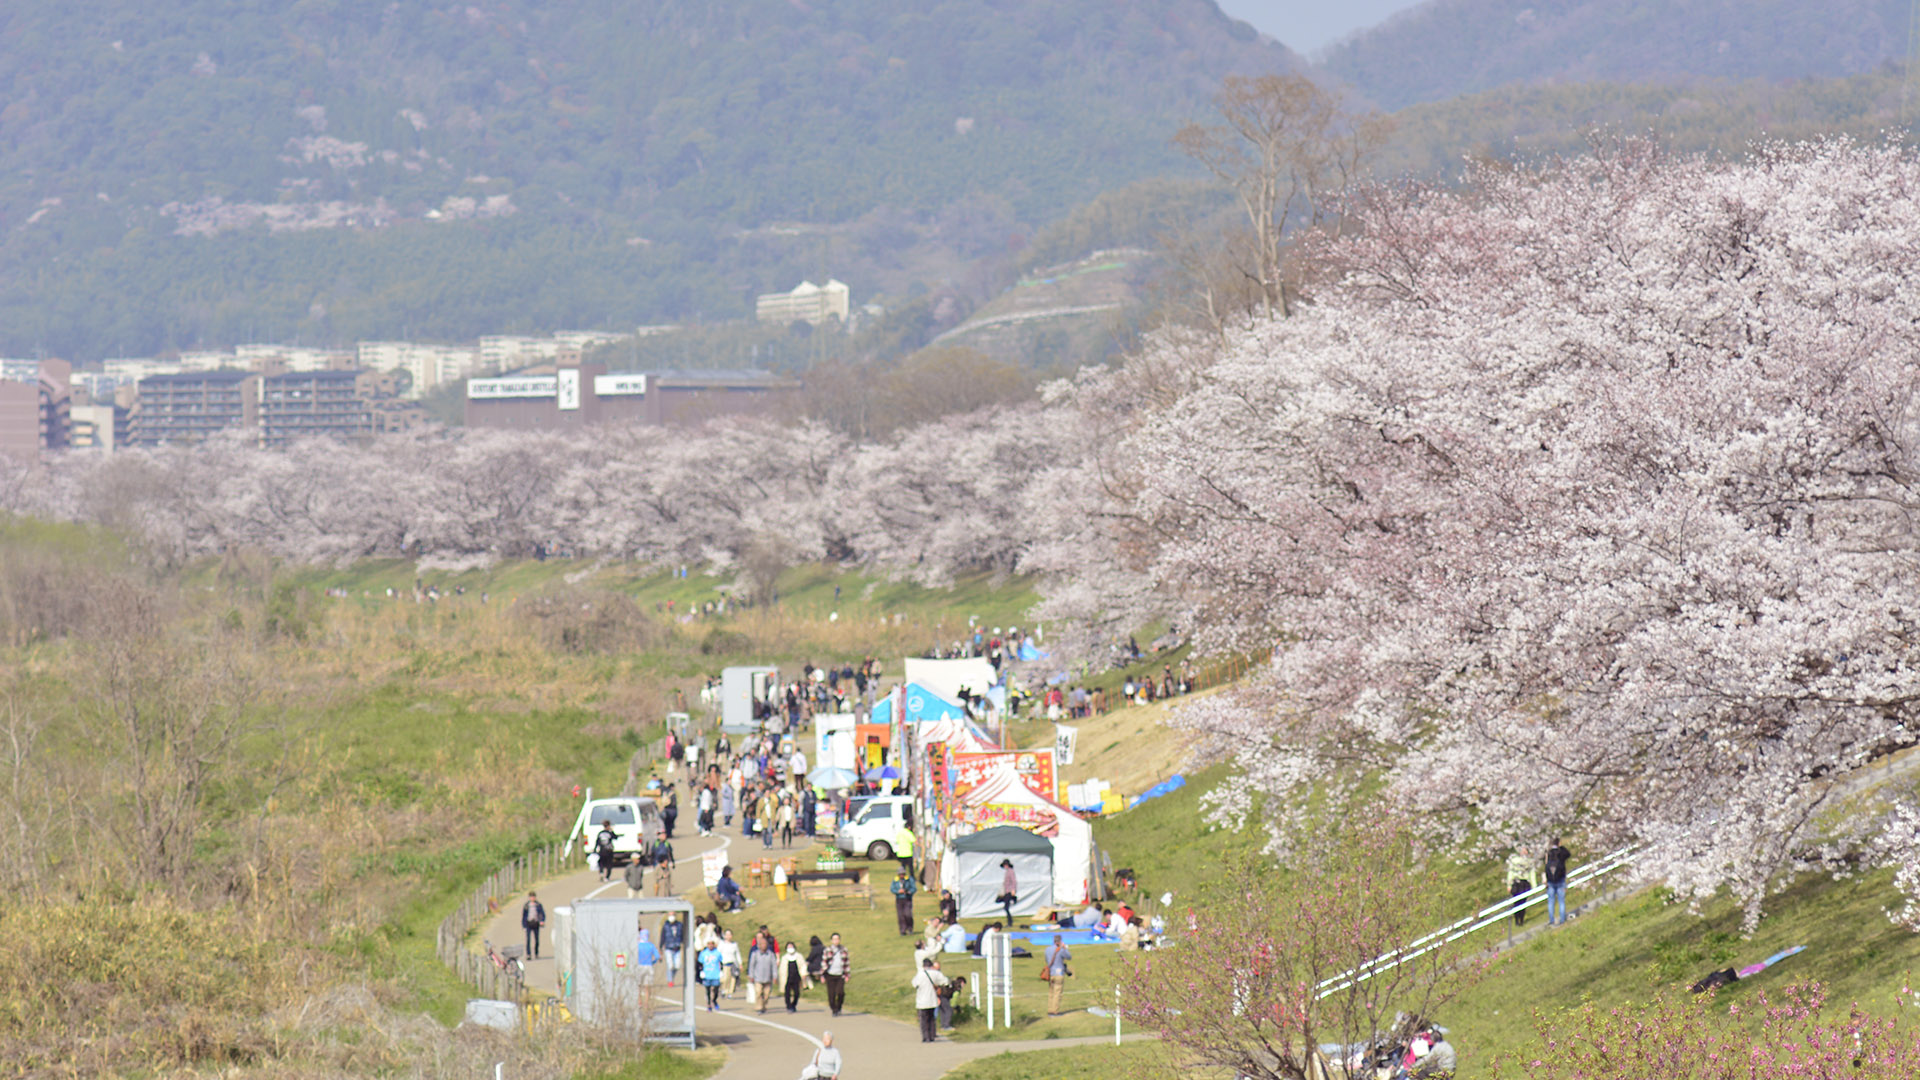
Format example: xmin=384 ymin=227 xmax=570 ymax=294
xmin=1316 ymin=845 xmax=1644 ymax=998
xmin=436 ymin=712 xmax=712 ymax=1005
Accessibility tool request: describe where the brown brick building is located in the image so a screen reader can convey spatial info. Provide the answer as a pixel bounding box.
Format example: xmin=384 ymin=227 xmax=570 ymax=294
xmin=129 ymin=370 xmax=259 ymax=446
xmin=0 ymin=359 xmax=71 ymax=460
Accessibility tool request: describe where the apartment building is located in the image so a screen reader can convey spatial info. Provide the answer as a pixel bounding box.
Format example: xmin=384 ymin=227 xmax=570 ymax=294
xmin=259 ymin=370 xmax=376 ymax=446
xmin=129 ymin=370 xmax=259 ymax=446
xmin=755 ymin=280 xmax=850 ymax=326
xmin=0 ymin=359 xmax=71 ymax=459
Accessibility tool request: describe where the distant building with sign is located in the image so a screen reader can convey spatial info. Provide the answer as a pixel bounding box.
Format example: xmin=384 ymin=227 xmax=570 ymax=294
xmin=464 ymin=366 xmax=800 ymax=430
xmin=755 ymin=280 xmax=850 ymax=327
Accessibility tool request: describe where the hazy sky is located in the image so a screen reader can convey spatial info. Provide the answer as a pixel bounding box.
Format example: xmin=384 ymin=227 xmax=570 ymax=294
xmin=1215 ymin=0 xmax=1429 ymax=54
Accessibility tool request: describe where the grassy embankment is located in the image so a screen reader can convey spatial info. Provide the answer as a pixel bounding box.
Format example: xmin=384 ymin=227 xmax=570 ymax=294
xmin=3 ymin=527 xmax=1039 ymax=1078
xmin=942 ymin=705 xmax=1920 ymax=1079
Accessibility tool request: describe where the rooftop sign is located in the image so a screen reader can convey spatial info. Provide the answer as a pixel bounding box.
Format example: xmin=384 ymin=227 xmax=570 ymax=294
xmin=468 ymin=376 xmax=556 ymax=399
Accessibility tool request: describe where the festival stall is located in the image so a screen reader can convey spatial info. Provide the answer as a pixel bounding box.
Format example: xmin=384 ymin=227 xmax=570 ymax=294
xmin=950 ymin=825 xmax=1054 ymax=918
xmin=945 ymin=758 xmax=1093 ymax=906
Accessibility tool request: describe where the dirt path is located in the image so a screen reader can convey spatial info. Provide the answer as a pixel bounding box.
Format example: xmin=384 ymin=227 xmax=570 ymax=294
xmin=475 ymin=828 xmax=1136 ymax=1079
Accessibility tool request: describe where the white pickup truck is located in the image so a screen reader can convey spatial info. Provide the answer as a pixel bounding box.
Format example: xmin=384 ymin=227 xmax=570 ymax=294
xmin=569 ymin=795 xmax=660 ymax=868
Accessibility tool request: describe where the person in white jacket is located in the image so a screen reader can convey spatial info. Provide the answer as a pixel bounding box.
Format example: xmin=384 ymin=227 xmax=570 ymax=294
xmin=910 ymin=957 xmax=951 ymax=1043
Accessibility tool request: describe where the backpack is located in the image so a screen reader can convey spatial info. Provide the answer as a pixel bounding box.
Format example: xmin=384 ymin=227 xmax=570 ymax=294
xmin=1545 ymin=847 xmax=1569 ymax=881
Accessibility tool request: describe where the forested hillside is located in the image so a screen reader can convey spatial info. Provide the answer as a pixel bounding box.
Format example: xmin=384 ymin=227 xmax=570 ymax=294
xmin=1378 ymin=68 xmax=1908 ymax=176
xmin=0 ymin=0 xmax=1291 ymax=359
xmin=1324 ymin=0 xmax=1909 ymax=110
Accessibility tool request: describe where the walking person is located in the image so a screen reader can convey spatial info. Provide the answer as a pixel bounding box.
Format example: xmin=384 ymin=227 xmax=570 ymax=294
xmin=1544 ymin=837 xmax=1572 ymax=926
xmin=660 ymin=912 xmax=686 ymax=986
xmin=634 ymin=925 xmax=660 ymax=1001
xmin=718 ymin=929 xmax=743 ymax=1000
xmin=520 ymin=891 xmax=546 ymax=959
xmin=779 ymin=940 xmax=810 ymax=1012
xmin=778 ymin=796 xmax=795 ymax=847
xmin=821 ymin=932 xmax=851 ymax=1017
xmin=1043 ymin=933 xmax=1073 ymax=1017
xmin=911 ymin=957 xmax=951 ymax=1042
xmin=623 ymin=850 xmax=648 ymax=898
xmin=662 ymin=789 xmax=678 ymax=839
xmin=799 ymin=1030 xmax=842 ymax=1079
xmin=996 ymin=858 xmax=1019 ymax=923
xmin=891 ymin=868 xmax=918 ymax=935
xmin=747 ymin=931 xmax=779 ymax=1013
xmin=650 ymin=833 xmax=676 ymax=896
xmin=593 ymin=819 xmax=618 ymax=882
xmin=697 ymin=937 xmax=725 ymax=1011
xmin=893 ymin=820 xmax=916 ymax=879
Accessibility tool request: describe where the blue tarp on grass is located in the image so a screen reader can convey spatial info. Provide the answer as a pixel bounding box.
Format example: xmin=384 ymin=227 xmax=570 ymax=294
xmin=1128 ymin=774 xmax=1186 ymax=808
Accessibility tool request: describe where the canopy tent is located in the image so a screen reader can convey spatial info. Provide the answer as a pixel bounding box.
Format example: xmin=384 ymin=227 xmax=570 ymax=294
xmin=910 ymin=713 xmax=998 ymax=754
xmin=950 ymin=825 xmax=1054 ymax=919
xmin=948 ymin=760 xmax=1093 ymax=907
xmin=896 ymin=681 xmax=972 ymax=725
xmin=903 ymin=658 xmax=999 ymax=704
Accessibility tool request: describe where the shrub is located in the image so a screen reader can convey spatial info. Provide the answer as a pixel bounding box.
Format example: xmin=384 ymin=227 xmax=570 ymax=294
xmin=514 ymin=587 xmax=661 ymax=654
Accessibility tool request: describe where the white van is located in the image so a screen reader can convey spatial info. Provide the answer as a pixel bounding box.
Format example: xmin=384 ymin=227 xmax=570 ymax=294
xmin=570 ymin=795 xmax=660 ymax=867
xmin=835 ymin=794 xmax=914 ymax=861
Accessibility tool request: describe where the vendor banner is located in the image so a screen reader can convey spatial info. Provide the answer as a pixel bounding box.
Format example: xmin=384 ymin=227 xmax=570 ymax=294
xmin=950 ymin=749 xmax=1058 ymax=802
xmin=954 ymin=801 xmax=1059 ymax=834
xmin=1053 ymin=723 xmax=1077 ymax=766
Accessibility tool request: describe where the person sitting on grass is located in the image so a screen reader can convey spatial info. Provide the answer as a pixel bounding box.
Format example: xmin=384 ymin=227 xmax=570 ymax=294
xmin=714 ymin=865 xmax=748 ymax=911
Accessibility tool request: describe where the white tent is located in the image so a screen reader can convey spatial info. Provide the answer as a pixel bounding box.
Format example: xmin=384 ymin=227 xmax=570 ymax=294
xmin=910 ymin=714 xmax=997 ymax=755
xmin=903 ymin=657 xmax=999 ymax=704
xmin=948 ymin=761 xmax=1093 ymax=906
xmin=814 ymin=713 xmax=858 ymax=771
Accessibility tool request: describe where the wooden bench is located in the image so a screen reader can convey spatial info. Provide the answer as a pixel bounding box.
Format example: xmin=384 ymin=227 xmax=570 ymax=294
xmin=798 ymin=878 xmax=873 ymax=909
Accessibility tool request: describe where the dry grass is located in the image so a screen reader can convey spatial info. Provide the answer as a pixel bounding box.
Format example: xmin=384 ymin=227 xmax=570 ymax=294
xmin=0 ymin=532 xmax=1029 ymax=1077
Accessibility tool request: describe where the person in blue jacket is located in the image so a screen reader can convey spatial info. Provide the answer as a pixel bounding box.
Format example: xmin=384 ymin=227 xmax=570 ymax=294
xmin=698 ymin=938 xmax=726 ymax=1010
xmin=715 ymin=865 xmax=748 ymax=911
xmin=660 ymin=913 xmax=686 ymax=986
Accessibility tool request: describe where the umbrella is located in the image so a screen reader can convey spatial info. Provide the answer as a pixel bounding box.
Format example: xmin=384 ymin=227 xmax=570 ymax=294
xmin=863 ymin=765 xmax=901 ymax=781
xmin=808 ymin=765 xmax=859 ymax=789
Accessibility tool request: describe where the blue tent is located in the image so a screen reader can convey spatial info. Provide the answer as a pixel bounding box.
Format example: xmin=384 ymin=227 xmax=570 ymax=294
xmin=900 ymin=682 xmax=968 ymax=724
xmin=870 ymin=695 xmax=894 ymax=725
xmin=1017 ymin=641 xmax=1049 ymax=662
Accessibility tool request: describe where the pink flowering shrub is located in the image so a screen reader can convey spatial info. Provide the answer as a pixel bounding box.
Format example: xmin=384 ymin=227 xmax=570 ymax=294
xmin=1495 ymin=983 xmax=1920 ymax=1079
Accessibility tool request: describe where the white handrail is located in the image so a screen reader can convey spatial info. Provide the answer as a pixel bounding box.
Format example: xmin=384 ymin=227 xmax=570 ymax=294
xmin=1314 ymin=845 xmax=1643 ymax=998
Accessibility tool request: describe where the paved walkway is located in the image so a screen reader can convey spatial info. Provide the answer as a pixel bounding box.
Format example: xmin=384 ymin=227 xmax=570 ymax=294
xmin=476 ymin=828 xmax=1131 ymax=1079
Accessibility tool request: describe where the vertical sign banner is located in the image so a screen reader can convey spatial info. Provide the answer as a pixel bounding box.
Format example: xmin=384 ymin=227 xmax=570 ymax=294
xmin=557 ymin=367 xmax=581 ymax=410
xmin=702 ymin=848 xmax=727 ymax=888
xmin=1054 ymin=724 xmax=1078 ymax=766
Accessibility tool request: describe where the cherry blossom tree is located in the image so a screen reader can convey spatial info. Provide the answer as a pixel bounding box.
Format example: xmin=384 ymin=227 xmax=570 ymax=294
xmin=1037 ymin=137 xmax=1920 ymax=923
xmin=1118 ymin=818 xmax=1475 ymax=1080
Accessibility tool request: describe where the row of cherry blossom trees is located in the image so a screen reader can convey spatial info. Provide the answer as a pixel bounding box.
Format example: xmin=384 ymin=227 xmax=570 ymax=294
xmin=1033 ymin=136 xmax=1920 ymax=925
xmin=8 ymin=136 xmax=1920 ymax=924
xmin=0 ymin=407 xmax=1066 ymax=587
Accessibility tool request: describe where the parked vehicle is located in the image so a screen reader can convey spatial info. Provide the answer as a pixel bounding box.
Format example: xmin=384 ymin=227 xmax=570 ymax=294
xmin=835 ymin=793 xmax=914 ymax=861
